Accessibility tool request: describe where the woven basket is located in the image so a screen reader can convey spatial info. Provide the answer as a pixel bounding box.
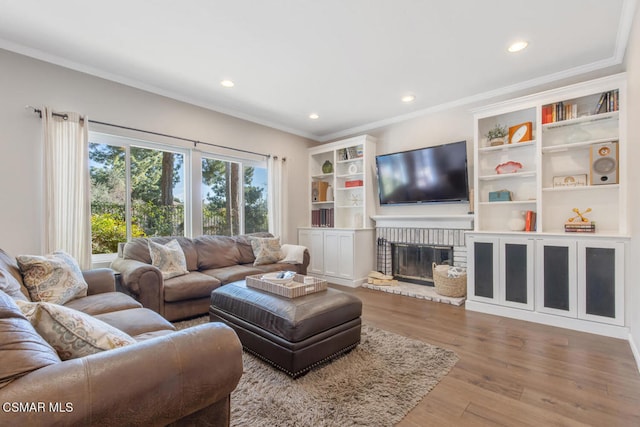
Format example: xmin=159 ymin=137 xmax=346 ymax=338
xmin=432 ymin=263 xmax=467 ymax=298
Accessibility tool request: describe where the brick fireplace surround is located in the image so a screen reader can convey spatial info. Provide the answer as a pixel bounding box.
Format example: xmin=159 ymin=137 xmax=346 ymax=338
xmin=371 ymin=215 xmax=474 ymax=278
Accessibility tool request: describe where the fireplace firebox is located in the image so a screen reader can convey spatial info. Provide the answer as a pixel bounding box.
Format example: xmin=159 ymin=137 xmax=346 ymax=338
xmin=391 ymin=243 xmax=453 ymax=286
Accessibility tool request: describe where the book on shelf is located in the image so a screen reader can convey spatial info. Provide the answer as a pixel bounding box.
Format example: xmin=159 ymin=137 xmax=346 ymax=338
xmin=564 ymin=221 xmax=596 ymax=233
xmin=312 ymin=208 xmax=334 ymax=227
xmin=525 ymin=210 xmax=536 ymax=232
xmin=595 ymin=90 xmax=619 ymax=114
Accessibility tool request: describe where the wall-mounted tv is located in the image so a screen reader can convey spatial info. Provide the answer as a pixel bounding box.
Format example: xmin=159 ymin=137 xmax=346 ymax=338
xmin=376 ymin=140 xmax=469 ymax=205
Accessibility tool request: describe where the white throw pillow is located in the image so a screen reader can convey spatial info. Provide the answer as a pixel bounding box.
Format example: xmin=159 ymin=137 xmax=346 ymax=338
xmin=251 ymin=237 xmax=283 ymax=266
xmin=16 ymin=300 xmax=136 ymax=361
xmin=148 ymin=239 xmax=189 ymax=280
xmin=17 ymin=251 xmax=88 ymax=304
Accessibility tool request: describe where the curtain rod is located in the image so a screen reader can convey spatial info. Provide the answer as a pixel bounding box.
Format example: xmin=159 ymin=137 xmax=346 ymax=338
xmin=26 ymin=105 xmax=272 ymax=159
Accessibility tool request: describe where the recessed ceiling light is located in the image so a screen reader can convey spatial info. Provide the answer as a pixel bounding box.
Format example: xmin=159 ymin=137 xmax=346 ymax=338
xmin=220 ymin=79 xmax=235 ymax=88
xmin=309 ymin=113 xmax=319 ymax=120
xmin=508 ymin=41 xmax=528 ymax=53
xmin=401 ymin=94 xmax=416 ymax=103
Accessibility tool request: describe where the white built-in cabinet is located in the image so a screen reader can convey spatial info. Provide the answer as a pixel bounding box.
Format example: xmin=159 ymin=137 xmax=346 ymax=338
xmin=298 ymin=135 xmax=377 ymax=287
xmin=467 ymin=74 xmax=628 ymax=338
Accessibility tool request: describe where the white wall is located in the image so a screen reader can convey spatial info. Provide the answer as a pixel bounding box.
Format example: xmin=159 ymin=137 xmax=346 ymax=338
xmin=624 ymin=4 xmax=640 ymax=365
xmin=0 ymin=49 xmax=312 ymax=255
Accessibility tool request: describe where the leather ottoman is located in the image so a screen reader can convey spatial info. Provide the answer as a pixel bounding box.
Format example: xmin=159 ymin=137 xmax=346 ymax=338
xmin=209 ymin=280 xmax=362 ymax=377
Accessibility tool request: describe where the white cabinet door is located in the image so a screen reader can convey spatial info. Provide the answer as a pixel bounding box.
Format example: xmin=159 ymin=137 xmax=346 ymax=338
xmin=577 ymin=240 xmax=624 ymax=326
xmin=499 ymin=237 xmax=535 ymax=310
xmin=535 ymin=239 xmax=577 ymax=318
xmin=299 ymin=229 xmax=324 ymax=275
xmin=323 ymin=230 xmax=357 ymax=279
xmin=467 ymin=235 xmax=499 ymax=304
xmin=336 ymin=232 xmax=355 ymax=279
xmin=323 ymin=232 xmax=340 ymax=277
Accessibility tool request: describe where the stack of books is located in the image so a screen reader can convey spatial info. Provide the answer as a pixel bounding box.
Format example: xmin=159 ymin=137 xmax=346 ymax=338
xmin=564 ymin=221 xmax=596 ymax=233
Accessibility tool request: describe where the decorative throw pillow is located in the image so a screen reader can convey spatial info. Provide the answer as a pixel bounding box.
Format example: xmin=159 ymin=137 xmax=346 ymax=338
xmin=0 ymin=269 xmax=28 ymax=301
xmin=148 ymin=239 xmax=189 ymax=280
xmin=0 ymin=291 xmax=60 ymax=389
xmin=251 ymin=237 xmax=283 ymax=266
xmin=15 ymin=300 xmax=136 ymax=361
xmin=17 ymin=251 xmax=88 ymax=304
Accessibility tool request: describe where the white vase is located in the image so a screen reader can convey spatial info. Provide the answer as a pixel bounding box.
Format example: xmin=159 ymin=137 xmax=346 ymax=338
xmin=508 ymin=210 xmax=526 ymax=231
xmin=326 ymin=185 xmax=334 ymax=201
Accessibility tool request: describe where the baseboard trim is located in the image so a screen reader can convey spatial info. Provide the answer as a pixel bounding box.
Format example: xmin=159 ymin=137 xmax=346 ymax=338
xmin=629 ymin=333 xmax=640 ymax=373
xmin=465 ymin=300 xmax=629 ymax=339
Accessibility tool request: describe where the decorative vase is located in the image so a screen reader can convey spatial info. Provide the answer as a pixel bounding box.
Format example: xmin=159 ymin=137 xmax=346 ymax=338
xmin=322 ymin=160 xmax=333 ymax=173
xmin=326 ymin=184 xmax=334 ymax=201
xmin=508 ymin=210 xmax=526 ymax=231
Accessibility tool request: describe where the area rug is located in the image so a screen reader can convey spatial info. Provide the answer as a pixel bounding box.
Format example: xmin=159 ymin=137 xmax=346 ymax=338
xmin=175 ymin=317 xmax=458 ymax=427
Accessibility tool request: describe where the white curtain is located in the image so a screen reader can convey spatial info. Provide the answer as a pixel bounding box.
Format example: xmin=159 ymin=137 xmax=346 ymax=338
xmin=42 ymin=107 xmax=92 ymax=269
xmin=267 ymin=156 xmax=287 ymax=240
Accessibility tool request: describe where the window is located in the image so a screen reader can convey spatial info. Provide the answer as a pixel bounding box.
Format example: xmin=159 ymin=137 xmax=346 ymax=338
xmin=89 ymin=132 xmax=268 ymax=255
xmin=89 ymin=134 xmax=187 ymax=254
xmin=201 ymin=158 xmax=269 ymax=236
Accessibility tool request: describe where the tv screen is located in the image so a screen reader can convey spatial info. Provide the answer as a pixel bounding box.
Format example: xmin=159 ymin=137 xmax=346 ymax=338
xmin=376 ymin=140 xmax=469 ymax=205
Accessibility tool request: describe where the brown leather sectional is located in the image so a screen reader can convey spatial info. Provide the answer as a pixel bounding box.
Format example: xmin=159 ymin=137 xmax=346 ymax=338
xmin=0 ymin=249 xmax=243 ymax=426
xmin=111 ymin=233 xmax=310 ymax=321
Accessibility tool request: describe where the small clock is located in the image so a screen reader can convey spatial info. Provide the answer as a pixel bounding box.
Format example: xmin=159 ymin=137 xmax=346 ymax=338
xmin=508 ymin=122 xmax=533 ymax=144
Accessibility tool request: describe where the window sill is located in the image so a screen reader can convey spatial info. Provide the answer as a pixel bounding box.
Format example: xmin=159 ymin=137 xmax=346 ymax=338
xmin=91 ymin=252 xmax=117 ymax=269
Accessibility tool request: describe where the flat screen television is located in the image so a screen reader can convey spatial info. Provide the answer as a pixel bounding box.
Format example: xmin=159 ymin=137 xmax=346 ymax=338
xmin=376 ymin=140 xmax=469 ymax=205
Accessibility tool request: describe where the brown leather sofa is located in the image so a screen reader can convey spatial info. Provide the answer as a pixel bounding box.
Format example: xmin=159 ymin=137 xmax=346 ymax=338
xmin=111 ymin=233 xmax=310 ymax=321
xmin=0 ymin=249 xmax=243 ymax=426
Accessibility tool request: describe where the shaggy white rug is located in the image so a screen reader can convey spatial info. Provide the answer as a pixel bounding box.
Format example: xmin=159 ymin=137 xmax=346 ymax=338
xmin=175 ymin=317 xmax=458 ymax=427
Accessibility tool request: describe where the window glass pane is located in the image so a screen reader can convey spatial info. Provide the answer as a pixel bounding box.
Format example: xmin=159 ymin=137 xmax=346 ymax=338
xmin=89 ymin=142 xmax=127 ymax=254
xmin=130 ymin=146 xmax=185 ymax=237
xmin=202 ymin=158 xmax=241 ymax=235
xmin=244 ymin=165 xmax=269 ymax=233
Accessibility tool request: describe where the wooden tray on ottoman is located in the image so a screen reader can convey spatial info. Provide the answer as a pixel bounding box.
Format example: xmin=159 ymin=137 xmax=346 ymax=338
xmin=246 ymin=273 xmax=327 ymax=298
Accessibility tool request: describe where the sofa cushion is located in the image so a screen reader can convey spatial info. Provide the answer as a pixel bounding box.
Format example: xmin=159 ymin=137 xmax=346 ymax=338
xmin=63 ymin=292 xmax=142 ymax=316
xmin=16 ymin=300 xmax=136 ymax=360
xmin=163 ymin=271 xmax=221 ymax=302
xmin=233 ymin=233 xmax=272 ymax=264
xmin=123 ymin=237 xmax=198 ymax=271
xmin=94 ymin=307 xmax=175 ymax=338
xmin=148 ymin=239 xmax=189 ymax=280
xmin=251 ymin=263 xmax=296 ymax=274
xmin=17 ymin=251 xmax=88 ymax=304
xmin=250 ymin=236 xmax=283 ymax=266
xmin=195 ymin=235 xmax=241 ymax=269
xmin=201 ymin=265 xmax=264 ymax=285
xmin=0 ymin=268 xmax=28 ymax=301
xmin=0 ymin=291 xmax=60 ymax=389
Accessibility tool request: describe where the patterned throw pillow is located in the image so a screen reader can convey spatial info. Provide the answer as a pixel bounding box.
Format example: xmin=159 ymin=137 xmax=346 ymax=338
xmin=148 ymin=239 xmax=189 ymax=280
xmin=251 ymin=237 xmax=283 ymax=266
xmin=16 ymin=300 xmax=136 ymax=361
xmin=17 ymin=251 xmax=88 ymax=304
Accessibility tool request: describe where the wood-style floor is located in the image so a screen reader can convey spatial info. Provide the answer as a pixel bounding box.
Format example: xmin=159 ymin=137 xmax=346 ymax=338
xmin=336 ymin=285 xmax=640 ymax=426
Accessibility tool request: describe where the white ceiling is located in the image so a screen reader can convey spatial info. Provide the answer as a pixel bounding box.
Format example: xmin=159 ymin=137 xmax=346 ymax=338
xmin=0 ymin=0 xmax=635 ymax=142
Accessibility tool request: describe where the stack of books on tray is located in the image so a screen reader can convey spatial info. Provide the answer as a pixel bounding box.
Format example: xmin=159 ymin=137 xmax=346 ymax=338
xmin=564 ymin=221 xmax=596 ymax=233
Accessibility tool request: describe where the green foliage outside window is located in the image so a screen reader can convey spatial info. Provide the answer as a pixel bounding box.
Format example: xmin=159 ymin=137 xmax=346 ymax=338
xmin=91 ymin=213 xmax=145 ymax=254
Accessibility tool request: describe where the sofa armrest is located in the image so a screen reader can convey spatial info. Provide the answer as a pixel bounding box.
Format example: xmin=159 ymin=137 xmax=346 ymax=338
xmin=0 ymin=323 xmax=243 ymax=426
xmin=82 ymin=268 xmax=116 ymax=295
xmin=110 ymin=257 xmax=164 ymax=315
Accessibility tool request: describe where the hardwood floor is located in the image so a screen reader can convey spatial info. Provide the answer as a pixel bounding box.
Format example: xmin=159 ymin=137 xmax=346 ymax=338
xmin=336 ymin=285 xmax=640 ymax=426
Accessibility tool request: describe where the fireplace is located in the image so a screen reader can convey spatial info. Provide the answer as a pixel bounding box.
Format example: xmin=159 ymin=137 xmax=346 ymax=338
xmin=391 ymin=243 xmax=453 ymax=286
